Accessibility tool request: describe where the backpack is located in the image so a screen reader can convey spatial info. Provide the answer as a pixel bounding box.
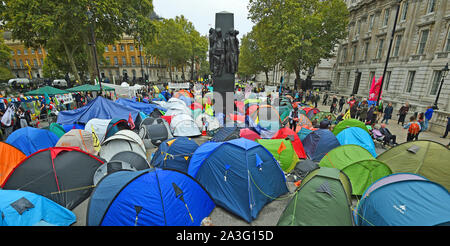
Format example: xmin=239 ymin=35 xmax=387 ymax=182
xmin=408 ymin=122 xmax=420 ymax=135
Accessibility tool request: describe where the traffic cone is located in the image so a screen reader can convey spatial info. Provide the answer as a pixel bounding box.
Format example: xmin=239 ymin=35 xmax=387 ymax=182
xmin=201 ymin=120 xmax=207 ymax=136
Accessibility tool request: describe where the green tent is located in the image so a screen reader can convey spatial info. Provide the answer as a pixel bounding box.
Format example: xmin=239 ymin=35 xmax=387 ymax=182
xmin=376 ymin=140 xmax=450 ymax=191
xmin=49 ymin=123 xmax=66 ymax=138
xmin=319 ymin=145 xmax=392 ymax=195
xmin=332 ymin=118 xmax=369 ymax=136
xmin=256 ymin=139 xmax=298 ymax=173
xmin=25 ymin=86 xmax=70 ymax=96
xmin=66 ymin=84 xmax=115 ymax=92
xmin=277 ymin=167 xmax=353 ymax=226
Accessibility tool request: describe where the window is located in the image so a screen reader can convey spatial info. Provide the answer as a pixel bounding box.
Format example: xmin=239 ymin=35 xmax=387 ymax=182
xmin=383 ymin=8 xmax=390 ymax=27
xmin=25 ymin=59 xmax=30 ymax=66
xmin=38 ymin=48 xmax=42 ymax=54
xmin=341 ymin=47 xmax=347 ymax=62
xmin=112 ymin=45 xmax=117 ymax=52
xmin=130 ymin=45 xmax=134 ymax=51
xmin=10 ymin=50 xmax=14 ymax=55
xmin=336 ymin=72 xmax=341 ymax=86
xmin=352 ymin=46 xmax=357 ymax=62
xmin=401 ymin=1 xmax=409 ymax=21
xmin=405 ymin=71 xmax=416 ymax=93
xmin=377 ymin=39 xmax=384 ymax=59
xmin=12 ymin=60 xmax=17 ymax=68
xmin=427 ymin=0 xmax=436 ymax=13
xmin=139 ymin=45 xmax=143 ymax=51
xmin=120 ymin=45 xmax=125 ymax=52
xmin=105 ymin=56 xmax=111 ymax=65
xmin=17 ymin=50 xmax=21 ymax=55
xmin=131 ymin=56 xmax=136 ymax=65
xmin=430 ymin=70 xmax=442 ymax=95
xmin=31 ymin=49 xmax=35 ymax=55
xmin=363 ymin=42 xmax=369 ymax=60
xmin=393 ymin=35 xmax=403 ymax=57
xmin=33 ymin=59 xmax=38 ymax=67
xmin=23 ymin=49 xmax=28 ymax=55
xmin=368 ymin=14 xmax=375 ymax=32
xmin=384 ymin=71 xmax=392 ymax=90
xmin=113 ymin=56 xmax=118 ymax=66
xmin=121 ymin=56 xmax=127 ymax=66
xmin=356 ymin=20 xmax=361 ymax=36
xmin=417 ymin=29 xmax=429 ymax=55
xmin=105 ymin=46 xmax=109 ymax=52
xmin=19 ymin=59 xmax=24 ymax=68
xmin=346 ymin=71 xmax=351 ymax=86
xmin=445 ymin=28 xmax=450 ymax=52
xmin=40 ymin=58 xmax=43 ymax=66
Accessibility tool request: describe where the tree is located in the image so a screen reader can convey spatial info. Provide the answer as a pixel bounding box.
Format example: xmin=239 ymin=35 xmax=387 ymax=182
xmin=1 ymin=0 xmax=156 ymax=84
xmin=0 ymin=30 xmax=13 ymax=82
xmin=248 ymin=0 xmax=349 ymax=90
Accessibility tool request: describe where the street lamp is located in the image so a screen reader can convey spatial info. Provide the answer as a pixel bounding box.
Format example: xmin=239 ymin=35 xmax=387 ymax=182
xmin=433 ymin=63 xmax=449 ymax=110
xmin=87 ymin=6 xmax=103 ymax=95
xmin=376 ymin=0 xmax=403 ymax=106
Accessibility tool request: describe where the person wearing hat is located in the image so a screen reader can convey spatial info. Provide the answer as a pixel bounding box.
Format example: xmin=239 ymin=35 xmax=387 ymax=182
xmin=289 ymin=103 xmax=300 ymax=132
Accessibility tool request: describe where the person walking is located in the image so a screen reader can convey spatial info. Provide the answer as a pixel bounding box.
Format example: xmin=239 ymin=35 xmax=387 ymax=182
xmin=441 ymin=116 xmax=450 ymax=138
xmin=381 ymin=103 xmax=393 ymax=124
xmin=338 ymin=96 xmax=345 ymax=113
xmin=322 ymin=92 xmax=328 ymax=106
xmin=398 ymin=102 xmax=409 ymax=126
xmin=423 ymin=106 xmax=434 ymax=131
xmin=404 ymin=116 xmax=421 ymax=142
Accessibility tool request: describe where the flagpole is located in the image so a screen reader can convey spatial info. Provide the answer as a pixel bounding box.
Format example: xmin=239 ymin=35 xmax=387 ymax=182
xmin=377 ymin=0 xmax=402 ymax=106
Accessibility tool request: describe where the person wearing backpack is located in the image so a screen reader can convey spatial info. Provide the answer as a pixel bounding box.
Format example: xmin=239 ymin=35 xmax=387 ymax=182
xmin=404 ymin=116 xmax=421 ymax=142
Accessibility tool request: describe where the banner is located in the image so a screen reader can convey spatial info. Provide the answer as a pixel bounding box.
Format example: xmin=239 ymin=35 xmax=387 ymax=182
xmin=168 ymin=82 xmax=190 ymax=89
xmin=369 ymin=76 xmax=383 ymax=102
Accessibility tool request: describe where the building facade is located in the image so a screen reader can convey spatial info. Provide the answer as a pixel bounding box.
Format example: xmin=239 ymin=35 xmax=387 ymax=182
xmin=332 ymin=0 xmax=450 ymax=112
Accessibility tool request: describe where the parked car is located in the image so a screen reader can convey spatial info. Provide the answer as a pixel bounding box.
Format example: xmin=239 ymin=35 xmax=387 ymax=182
xmin=8 ymin=78 xmax=30 ymax=86
xmin=52 ymin=79 xmax=68 ymax=87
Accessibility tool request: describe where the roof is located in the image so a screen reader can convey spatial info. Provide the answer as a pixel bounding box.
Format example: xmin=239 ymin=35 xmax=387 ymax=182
xmin=25 ymin=86 xmax=70 ymax=96
xmin=66 ymin=84 xmax=115 ymax=92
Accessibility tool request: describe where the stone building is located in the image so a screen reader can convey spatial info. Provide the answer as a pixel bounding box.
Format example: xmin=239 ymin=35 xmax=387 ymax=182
xmin=332 ymin=0 xmax=450 ymax=134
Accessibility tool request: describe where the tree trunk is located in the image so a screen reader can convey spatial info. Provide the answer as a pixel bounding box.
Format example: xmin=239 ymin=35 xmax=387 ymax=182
xmin=168 ymin=60 xmax=173 ymax=82
xmin=62 ymin=40 xmax=81 ymax=84
xmin=294 ymin=67 xmax=301 ymax=91
xmin=190 ymin=57 xmax=195 ymax=81
xmin=265 ymin=70 xmax=269 ymax=85
xmin=82 ymin=33 xmax=96 ymax=84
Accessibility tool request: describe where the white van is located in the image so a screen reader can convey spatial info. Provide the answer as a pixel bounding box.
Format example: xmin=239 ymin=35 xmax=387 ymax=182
xmin=52 ymin=79 xmax=68 ymax=87
xmin=8 ymin=78 xmax=30 ymax=86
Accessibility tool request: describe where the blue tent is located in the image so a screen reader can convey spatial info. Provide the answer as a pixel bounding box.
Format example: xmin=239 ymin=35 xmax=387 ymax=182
xmin=150 ymin=137 xmax=199 ymax=173
xmin=0 ymin=190 xmax=76 ymax=226
xmin=178 ymin=95 xmax=192 ymax=107
xmin=6 ymin=127 xmax=59 ymax=156
xmin=57 ymin=96 xmax=140 ymax=125
xmin=355 ymin=173 xmax=450 ymax=226
xmin=115 ymin=98 xmax=167 ymax=115
xmin=87 ymin=169 xmax=215 ymax=226
xmin=302 ymin=129 xmax=341 ymax=161
xmin=62 ymin=123 xmax=85 ymax=132
xmin=188 ymin=138 xmax=289 ymax=223
xmin=336 ymin=127 xmax=377 ymax=157
xmin=210 ymin=127 xmax=241 ymax=142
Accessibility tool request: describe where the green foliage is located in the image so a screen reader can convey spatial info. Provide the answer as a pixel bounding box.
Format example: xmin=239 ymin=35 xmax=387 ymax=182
xmin=0 ymin=30 xmax=13 ymax=82
xmin=248 ymin=0 xmax=349 ymax=83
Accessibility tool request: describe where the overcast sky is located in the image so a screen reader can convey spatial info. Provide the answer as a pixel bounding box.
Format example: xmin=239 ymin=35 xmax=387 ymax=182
xmin=152 ymin=0 xmax=254 ymax=37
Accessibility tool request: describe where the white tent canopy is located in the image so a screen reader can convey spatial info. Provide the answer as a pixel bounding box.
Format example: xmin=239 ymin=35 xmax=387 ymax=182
xmin=170 ymin=113 xmax=201 ymax=137
xmin=99 ymin=130 xmax=147 ymax=161
xmin=84 ymin=118 xmax=112 ymax=143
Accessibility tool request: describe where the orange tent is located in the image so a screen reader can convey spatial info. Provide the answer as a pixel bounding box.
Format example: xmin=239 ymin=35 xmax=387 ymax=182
xmin=174 ymin=89 xmax=193 ymax=98
xmin=0 ymin=142 xmax=27 ymax=185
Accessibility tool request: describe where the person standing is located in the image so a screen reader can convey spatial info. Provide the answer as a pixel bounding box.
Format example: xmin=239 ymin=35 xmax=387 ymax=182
xmin=381 ymin=103 xmax=393 ymax=124
xmin=397 ymin=102 xmax=409 ymax=126
xmin=359 ymin=100 xmax=369 ymax=122
xmin=289 ymin=103 xmax=300 ymax=132
xmin=404 ymin=116 xmax=421 ymax=141
xmin=441 ymin=116 xmax=450 ymax=138
xmin=322 ymin=92 xmax=328 ymax=106
xmin=338 ymin=96 xmax=345 ymax=113
xmin=423 ymin=106 xmax=434 ymax=131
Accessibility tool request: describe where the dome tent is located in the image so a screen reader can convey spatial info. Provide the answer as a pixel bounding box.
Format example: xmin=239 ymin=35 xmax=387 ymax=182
xmin=255 ymin=138 xmax=299 ymax=173
xmin=99 ymin=130 xmax=147 ymax=162
xmin=319 ymin=145 xmax=391 ymax=196
xmin=170 ymin=114 xmax=201 ymax=137
xmin=138 ymin=117 xmax=172 ymax=149
xmin=150 ymin=137 xmax=199 ymax=173
xmin=301 ymin=129 xmax=340 ymax=161
xmin=87 ymin=168 xmax=215 ymax=226
xmin=0 ymin=142 xmax=26 ymax=187
xmin=55 ymin=129 xmax=97 ymax=155
xmin=355 ymin=173 xmax=450 ymax=226
xmin=336 ymin=127 xmax=377 ymax=158
xmin=84 ymin=118 xmax=112 ymax=143
xmin=188 ymin=138 xmax=289 ymax=223
xmin=271 ymin=127 xmax=307 ymax=159
xmin=376 ymin=140 xmax=450 ymax=191
xmin=332 ymin=118 xmax=369 ymax=136
xmin=277 ymin=167 xmax=353 ymax=226
xmin=110 ymin=151 xmax=150 ymax=171
xmin=93 ymin=160 xmax=137 ymax=186
xmin=6 ymin=127 xmax=59 ymax=156
xmin=0 ymin=190 xmax=76 ymax=226
xmin=2 ymin=147 xmax=105 ymax=210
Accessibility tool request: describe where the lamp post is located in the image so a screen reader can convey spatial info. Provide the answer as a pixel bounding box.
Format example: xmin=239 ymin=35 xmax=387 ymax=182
xmin=433 ymin=63 xmax=449 ymax=110
xmin=376 ymin=0 xmax=402 ymax=106
xmin=87 ymin=6 xmax=103 ymax=95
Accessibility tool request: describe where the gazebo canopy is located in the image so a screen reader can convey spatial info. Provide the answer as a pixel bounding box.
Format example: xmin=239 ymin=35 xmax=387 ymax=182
xmin=25 ymin=86 xmax=70 ymax=96
xmin=67 ymin=84 xmax=115 ymax=92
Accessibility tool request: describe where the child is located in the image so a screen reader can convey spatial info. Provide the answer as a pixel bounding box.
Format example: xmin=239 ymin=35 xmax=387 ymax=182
xmin=404 ymin=116 xmax=421 ymax=142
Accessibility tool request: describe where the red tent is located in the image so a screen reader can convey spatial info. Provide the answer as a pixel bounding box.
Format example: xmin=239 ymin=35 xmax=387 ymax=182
xmin=228 ymin=113 xmax=245 ymax=122
xmin=240 ymin=128 xmax=261 ymax=141
xmin=272 ymin=127 xmax=307 ymax=159
xmin=190 ymin=102 xmax=203 ymax=110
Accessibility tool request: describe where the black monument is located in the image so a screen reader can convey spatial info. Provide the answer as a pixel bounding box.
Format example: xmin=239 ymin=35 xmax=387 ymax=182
xmin=209 ymin=12 xmax=239 ymax=119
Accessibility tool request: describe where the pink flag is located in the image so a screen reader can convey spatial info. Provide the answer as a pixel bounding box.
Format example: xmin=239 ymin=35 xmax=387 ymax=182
xmin=369 ymin=76 xmax=383 ymax=101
